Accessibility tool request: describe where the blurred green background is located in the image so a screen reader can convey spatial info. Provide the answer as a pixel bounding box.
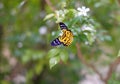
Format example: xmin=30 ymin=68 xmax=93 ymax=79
xmin=0 ymin=0 xmax=120 ymax=84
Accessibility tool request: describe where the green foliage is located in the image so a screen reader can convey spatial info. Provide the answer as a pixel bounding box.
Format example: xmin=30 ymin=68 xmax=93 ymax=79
xmin=44 ymin=13 xmax=54 ymax=21
xmin=21 ymin=49 xmax=46 ymax=63
xmin=48 ymin=48 xmax=68 ymax=69
xmin=108 ymin=73 xmax=120 ymax=84
xmin=0 ymin=0 xmax=120 ymax=84
xmin=44 ymin=2 xmax=98 ymax=68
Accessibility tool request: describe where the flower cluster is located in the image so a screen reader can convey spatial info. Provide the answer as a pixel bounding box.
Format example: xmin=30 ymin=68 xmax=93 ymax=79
xmin=55 ymin=9 xmax=68 ymax=23
xmin=44 ymin=5 xmax=96 ymax=45
xmin=76 ymin=6 xmax=90 ymax=17
xmin=44 ymin=6 xmax=90 ymax=23
xmin=81 ymin=25 xmax=96 ymax=32
xmin=55 ymin=6 xmax=90 ymax=22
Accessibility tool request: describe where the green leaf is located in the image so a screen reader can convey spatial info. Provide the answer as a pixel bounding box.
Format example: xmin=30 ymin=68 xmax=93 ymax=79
xmin=22 ymin=50 xmax=45 ymax=63
xmin=59 ymin=51 xmax=68 ymax=63
xmin=85 ymin=33 xmax=95 ymax=45
xmin=49 ymin=56 xmax=60 ymax=69
xmin=69 ymin=17 xmax=80 ymax=27
xmin=48 ymin=48 xmax=60 ymax=58
xmin=75 ymin=33 xmax=88 ymax=43
xmin=44 ymin=13 xmax=54 ymax=21
xmin=32 ymin=51 xmax=45 ymax=60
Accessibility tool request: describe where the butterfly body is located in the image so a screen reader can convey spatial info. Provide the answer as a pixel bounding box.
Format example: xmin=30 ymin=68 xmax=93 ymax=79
xmin=51 ymin=22 xmax=73 ymax=46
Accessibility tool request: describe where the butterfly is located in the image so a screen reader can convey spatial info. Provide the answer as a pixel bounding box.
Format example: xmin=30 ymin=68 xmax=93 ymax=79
xmin=51 ymin=22 xmax=73 ymax=46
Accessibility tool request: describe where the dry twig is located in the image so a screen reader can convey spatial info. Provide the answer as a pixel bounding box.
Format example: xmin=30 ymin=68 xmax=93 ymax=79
xmin=76 ymin=43 xmax=104 ymax=81
xmin=45 ymin=0 xmax=56 ymax=11
xmin=76 ymin=43 xmax=120 ymax=84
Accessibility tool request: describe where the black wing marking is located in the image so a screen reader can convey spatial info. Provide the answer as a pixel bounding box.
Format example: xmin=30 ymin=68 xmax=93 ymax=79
xmin=51 ymin=38 xmax=62 ymax=46
xmin=59 ymin=22 xmax=68 ymax=30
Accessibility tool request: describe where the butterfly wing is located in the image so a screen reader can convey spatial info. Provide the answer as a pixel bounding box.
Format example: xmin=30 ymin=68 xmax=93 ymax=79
xmin=51 ymin=22 xmax=73 ymax=46
xmin=51 ymin=38 xmax=62 ymax=46
xmin=59 ymin=30 xmax=73 ymax=46
xmin=59 ymin=22 xmax=68 ymax=30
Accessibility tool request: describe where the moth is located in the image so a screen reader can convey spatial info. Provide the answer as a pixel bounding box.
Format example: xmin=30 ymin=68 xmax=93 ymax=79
xmin=51 ymin=22 xmax=73 ymax=46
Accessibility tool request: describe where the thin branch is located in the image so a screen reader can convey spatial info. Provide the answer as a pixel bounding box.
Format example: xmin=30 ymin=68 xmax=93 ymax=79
xmin=118 ymin=0 xmax=120 ymax=5
xmin=104 ymin=57 xmax=120 ymax=82
xmin=76 ymin=43 xmax=120 ymax=84
xmin=76 ymin=43 xmax=104 ymax=81
xmin=45 ymin=0 xmax=56 ymax=11
xmin=40 ymin=0 xmax=46 ymax=11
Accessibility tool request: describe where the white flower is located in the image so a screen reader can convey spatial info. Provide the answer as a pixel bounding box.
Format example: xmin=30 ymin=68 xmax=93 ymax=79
xmin=56 ymin=10 xmax=64 ymax=18
xmin=81 ymin=25 xmax=96 ymax=32
xmin=56 ymin=9 xmax=68 ymax=17
xmin=55 ymin=9 xmax=68 ymax=22
xmin=39 ymin=26 xmax=47 ymax=35
xmin=77 ymin=6 xmax=90 ymax=16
